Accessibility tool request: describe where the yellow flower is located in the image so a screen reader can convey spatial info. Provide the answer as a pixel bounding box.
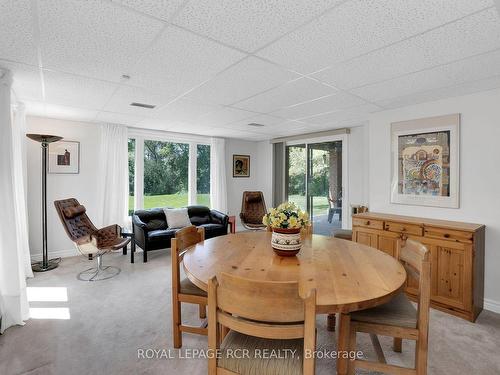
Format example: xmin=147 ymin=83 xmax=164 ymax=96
xmin=289 ymin=216 xmax=298 ymax=228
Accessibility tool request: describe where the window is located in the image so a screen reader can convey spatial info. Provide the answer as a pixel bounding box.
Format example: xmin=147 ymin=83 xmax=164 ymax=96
xmin=128 ymin=138 xmax=135 ymax=215
xmin=196 ymin=144 xmax=211 ymax=206
xmin=128 ymin=137 xmax=211 ymax=212
xmin=143 ymin=140 xmax=189 ymax=209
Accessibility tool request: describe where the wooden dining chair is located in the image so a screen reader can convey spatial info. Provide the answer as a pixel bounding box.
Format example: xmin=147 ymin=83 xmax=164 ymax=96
xmin=342 ymin=238 xmax=431 ymax=375
xmin=208 ymin=273 xmax=317 ymax=375
xmin=171 ymin=225 xmax=207 ymax=348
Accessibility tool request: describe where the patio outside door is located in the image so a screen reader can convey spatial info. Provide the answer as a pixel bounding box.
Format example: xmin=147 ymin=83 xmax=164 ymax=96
xmin=285 ymin=139 xmax=344 ymax=235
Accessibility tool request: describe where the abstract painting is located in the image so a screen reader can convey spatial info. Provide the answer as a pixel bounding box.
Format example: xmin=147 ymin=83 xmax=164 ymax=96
xmin=391 ymin=114 xmax=459 ymax=208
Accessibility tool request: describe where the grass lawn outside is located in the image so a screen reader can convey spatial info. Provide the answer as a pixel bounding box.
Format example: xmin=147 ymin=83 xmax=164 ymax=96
xmin=287 ymin=195 xmax=330 ymax=216
xmin=129 ymin=193 xmax=210 ymax=212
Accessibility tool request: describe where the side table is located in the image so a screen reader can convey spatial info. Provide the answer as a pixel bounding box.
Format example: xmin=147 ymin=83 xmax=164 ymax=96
xmin=228 ymin=215 xmax=236 ymax=234
xmin=121 ymin=231 xmax=136 ymax=263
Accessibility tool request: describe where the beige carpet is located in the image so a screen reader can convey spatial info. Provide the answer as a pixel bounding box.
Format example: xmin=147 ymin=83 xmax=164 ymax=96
xmin=1 ymin=249 xmax=499 ymax=375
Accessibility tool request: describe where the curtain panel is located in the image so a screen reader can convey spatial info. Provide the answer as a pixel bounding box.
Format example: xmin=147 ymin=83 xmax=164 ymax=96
xmin=0 ymin=68 xmax=32 ymax=333
xmin=210 ymin=137 xmax=227 ymax=213
xmin=98 ymin=123 xmax=129 ymax=228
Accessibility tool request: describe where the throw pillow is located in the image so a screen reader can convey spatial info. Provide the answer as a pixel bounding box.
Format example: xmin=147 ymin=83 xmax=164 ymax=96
xmin=164 ymin=208 xmax=192 ymax=229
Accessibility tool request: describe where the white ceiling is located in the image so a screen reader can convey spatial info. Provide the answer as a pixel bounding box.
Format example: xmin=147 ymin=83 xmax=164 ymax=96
xmin=1 ymin=0 xmax=500 ymax=141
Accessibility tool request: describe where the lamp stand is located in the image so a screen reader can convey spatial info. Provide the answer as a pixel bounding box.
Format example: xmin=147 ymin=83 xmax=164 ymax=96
xmin=27 ymin=134 xmax=63 ymax=272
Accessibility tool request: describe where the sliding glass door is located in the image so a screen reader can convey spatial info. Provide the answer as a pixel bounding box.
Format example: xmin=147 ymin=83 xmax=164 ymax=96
xmin=285 ymin=138 xmax=346 ymax=235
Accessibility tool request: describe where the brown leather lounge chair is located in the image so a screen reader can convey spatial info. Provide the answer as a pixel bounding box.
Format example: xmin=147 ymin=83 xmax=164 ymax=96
xmin=54 ymin=198 xmax=130 ymax=281
xmin=239 ymin=191 xmax=267 ymax=230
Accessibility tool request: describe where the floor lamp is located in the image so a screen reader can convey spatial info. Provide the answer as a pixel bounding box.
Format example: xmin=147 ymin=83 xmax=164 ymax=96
xmin=27 ymin=134 xmax=63 ymax=272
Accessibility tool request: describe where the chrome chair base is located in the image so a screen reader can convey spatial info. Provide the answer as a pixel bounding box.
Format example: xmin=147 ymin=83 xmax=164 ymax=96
xmin=77 ymin=253 xmax=120 ymax=281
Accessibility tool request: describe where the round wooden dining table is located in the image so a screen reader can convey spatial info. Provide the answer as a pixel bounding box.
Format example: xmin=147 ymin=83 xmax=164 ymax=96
xmin=183 ymin=231 xmax=406 ymax=374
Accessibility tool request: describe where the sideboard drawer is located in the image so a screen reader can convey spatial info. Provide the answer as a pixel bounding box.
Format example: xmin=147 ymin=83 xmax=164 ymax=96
xmin=424 ymin=227 xmax=473 ymax=243
xmin=384 ymin=221 xmax=423 ymax=236
xmin=352 ymin=218 xmax=384 ymax=230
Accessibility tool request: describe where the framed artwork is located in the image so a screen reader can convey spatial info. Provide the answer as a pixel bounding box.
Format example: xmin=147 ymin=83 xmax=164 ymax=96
xmin=48 ymin=140 xmax=80 ymax=174
xmin=233 ymin=154 xmax=250 ymax=177
xmin=391 ymin=114 xmax=460 ymax=208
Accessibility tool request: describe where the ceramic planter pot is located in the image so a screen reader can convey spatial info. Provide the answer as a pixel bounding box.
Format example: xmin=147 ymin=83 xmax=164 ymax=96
xmin=271 ymin=227 xmax=302 ymax=257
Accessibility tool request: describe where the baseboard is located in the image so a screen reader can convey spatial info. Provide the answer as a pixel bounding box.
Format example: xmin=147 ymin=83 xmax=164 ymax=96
xmin=484 ymin=298 xmax=500 ymax=314
xmin=30 ymin=248 xmax=80 ymax=262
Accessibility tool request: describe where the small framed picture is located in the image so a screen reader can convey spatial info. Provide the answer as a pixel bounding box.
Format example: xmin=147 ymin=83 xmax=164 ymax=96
xmin=48 ymin=140 xmax=80 ymax=174
xmin=233 ymin=154 xmax=250 ymax=178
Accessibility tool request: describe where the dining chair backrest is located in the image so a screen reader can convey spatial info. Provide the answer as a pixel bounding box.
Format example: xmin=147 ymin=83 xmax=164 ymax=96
xmin=208 ymin=273 xmax=317 ymax=374
xmin=171 ymin=225 xmax=205 ymax=289
xmin=399 ymin=238 xmax=431 ymax=332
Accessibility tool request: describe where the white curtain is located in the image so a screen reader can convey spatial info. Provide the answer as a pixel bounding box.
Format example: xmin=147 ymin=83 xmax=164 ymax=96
xmin=0 ymin=68 xmax=32 ymax=333
xmin=210 ymin=137 xmax=227 ymax=213
xmin=98 ymin=123 xmax=129 ymax=228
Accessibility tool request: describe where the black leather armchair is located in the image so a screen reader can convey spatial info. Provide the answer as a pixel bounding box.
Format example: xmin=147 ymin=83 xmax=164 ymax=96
xmin=132 ymin=205 xmax=229 ymax=262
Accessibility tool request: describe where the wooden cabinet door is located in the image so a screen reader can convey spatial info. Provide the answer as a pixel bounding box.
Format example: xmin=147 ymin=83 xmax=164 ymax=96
xmin=378 ymin=235 xmax=399 ymax=258
xmin=355 ymin=230 xmax=378 ymax=248
xmin=429 ymin=242 xmax=471 ymax=311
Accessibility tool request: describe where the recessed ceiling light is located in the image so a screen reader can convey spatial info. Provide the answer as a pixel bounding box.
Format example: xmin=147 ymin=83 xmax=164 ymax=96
xmin=121 ymin=74 xmax=130 ymax=80
xmin=248 ymin=123 xmax=265 ymax=127
xmin=130 ymin=102 xmax=156 ymax=109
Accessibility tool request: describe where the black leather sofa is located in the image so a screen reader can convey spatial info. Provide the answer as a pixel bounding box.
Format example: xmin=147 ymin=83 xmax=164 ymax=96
xmin=132 ymin=205 xmax=229 ymax=262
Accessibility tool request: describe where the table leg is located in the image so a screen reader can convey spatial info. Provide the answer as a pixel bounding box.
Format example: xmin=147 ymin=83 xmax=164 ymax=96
xmin=327 ymin=313 xmax=336 ymax=332
xmin=337 ymin=313 xmax=351 ymax=375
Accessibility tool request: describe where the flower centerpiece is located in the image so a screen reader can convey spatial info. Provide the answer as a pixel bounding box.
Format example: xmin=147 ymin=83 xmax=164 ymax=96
xmin=262 ymin=202 xmax=310 ymax=256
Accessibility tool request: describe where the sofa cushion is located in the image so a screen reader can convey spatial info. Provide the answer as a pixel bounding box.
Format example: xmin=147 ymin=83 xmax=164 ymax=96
xmin=148 ymin=229 xmax=177 ymax=241
xmin=134 ymin=208 xmax=168 ymax=231
xmin=188 ymin=206 xmax=211 ymax=225
xmin=164 ymin=208 xmax=191 ymax=229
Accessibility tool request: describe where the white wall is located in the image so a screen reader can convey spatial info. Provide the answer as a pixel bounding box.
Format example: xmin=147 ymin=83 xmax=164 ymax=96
xmin=26 ymin=116 xmax=102 ymax=258
xmin=225 ymin=139 xmax=270 ymax=228
xmin=367 ymin=88 xmax=500 ymax=311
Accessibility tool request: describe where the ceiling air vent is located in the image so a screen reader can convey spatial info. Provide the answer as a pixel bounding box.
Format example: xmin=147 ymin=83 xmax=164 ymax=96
xmin=248 ymin=123 xmax=265 ymax=127
xmin=130 ymin=102 xmax=156 ymax=109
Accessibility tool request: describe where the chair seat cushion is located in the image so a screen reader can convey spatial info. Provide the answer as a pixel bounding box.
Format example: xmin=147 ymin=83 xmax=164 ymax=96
xmin=332 ymin=229 xmax=352 ymax=241
xmin=351 ymin=293 xmax=417 ymax=328
xmin=179 ymin=278 xmax=207 ymax=297
xmin=218 ymin=331 xmax=303 ymax=375
xmin=148 ymin=229 xmax=177 ymax=241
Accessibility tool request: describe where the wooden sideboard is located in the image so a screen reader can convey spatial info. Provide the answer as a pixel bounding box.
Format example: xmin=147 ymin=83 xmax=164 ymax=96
xmin=352 ymin=212 xmax=485 ymax=322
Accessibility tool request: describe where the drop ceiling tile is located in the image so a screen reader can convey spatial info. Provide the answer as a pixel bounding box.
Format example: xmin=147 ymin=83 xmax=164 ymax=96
xmin=185 ymin=57 xmax=300 ymax=105
xmin=351 ymin=49 xmax=500 ymax=102
xmin=1 ymin=61 xmax=43 ymax=101
xmin=314 ymin=7 xmax=500 ymax=89
xmin=0 ymin=0 xmax=37 ymax=65
xmin=300 ymin=104 xmax=380 ymax=125
xmin=257 ymin=0 xmax=493 ymax=74
xmin=271 ymin=92 xmax=369 ymax=120
xmin=43 ymin=70 xmax=118 ymax=110
xmin=104 ymin=85 xmax=175 ymax=116
xmin=173 ymin=0 xmax=343 ymax=52
xmin=39 ymin=0 xmax=164 ymax=82
xmin=198 ymin=106 xmax=257 ymax=127
xmin=43 ymin=103 xmax=99 ymax=123
xmin=95 ymin=111 xmax=145 ymax=126
xmin=375 ymin=74 xmax=500 ymax=109
xmin=233 ymin=78 xmax=337 ymax=113
xmin=153 ymin=98 xmax=221 ymax=123
xmin=223 ymin=114 xmax=284 ymax=132
xmin=111 ymin=0 xmax=186 ymax=21
xmin=128 ymin=26 xmax=245 ymax=97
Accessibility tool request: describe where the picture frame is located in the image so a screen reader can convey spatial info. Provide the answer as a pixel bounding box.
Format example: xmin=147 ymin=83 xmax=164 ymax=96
xmin=233 ymin=154 xmax=250 ymax=178
xmin=48 ymin=140 xmax=80 ymax=174
xmin=391 ymin=114 xmax=460 ymax=208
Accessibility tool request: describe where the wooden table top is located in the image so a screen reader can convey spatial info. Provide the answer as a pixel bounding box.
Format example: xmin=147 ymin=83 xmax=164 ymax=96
xmin=183 ymin=232 xmax=406 ymax=314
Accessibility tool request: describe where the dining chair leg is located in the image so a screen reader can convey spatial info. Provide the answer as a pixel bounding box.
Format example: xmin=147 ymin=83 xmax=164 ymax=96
xmin=347 ymin=323 xmax=357 ymax=375
xmin=393 ymin=337 xmax=402 ymax=353
xmin=199 ymin=304 xmax=206 ymax=319
xmin=337 ymin=313 xmax=351 ymax=375
xmin=172 ymin=297 xmax=182 ymax=348
xmin=327 ymin=313 xmax=336 ymax=332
